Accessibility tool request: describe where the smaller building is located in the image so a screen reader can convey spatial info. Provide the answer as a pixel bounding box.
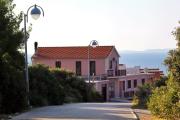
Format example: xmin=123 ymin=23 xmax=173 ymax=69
xmin=140 ymin=68 xmax=164 ymax=80
xmin=114 ymin=65 xmax=156 ymax=98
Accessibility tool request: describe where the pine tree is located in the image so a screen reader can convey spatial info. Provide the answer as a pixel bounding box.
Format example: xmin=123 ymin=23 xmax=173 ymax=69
xmin=0 ymin=0 xmax=27 ymax=113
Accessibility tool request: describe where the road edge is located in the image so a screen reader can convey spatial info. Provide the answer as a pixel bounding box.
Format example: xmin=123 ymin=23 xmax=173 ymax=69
xmin=131 ymin=109 xmax=140 ymax=120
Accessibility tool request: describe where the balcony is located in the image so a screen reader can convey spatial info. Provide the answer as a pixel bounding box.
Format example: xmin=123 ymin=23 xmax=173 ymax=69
xmin=107 ymin=69 xmax=114 ymax=77
xmin=107 ymin=69 xmax=126 ymax=77
xmin=80 ymin=74 xmax=107 ymax=81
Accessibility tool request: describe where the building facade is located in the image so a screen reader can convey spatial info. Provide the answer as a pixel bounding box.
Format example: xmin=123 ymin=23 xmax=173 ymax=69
xmin=32 ymin=44 xmax=161 ymax=101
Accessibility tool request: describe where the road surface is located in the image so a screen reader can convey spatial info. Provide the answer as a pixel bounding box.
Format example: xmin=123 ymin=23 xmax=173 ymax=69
xmin=12 ymin=102 xmax=137 ymax=120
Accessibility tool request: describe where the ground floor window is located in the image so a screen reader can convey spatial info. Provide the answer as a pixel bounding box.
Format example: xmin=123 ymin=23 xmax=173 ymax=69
xmin=142 ymin=78 xmax=145 ymax=85
xmin=127 ymin=80 xmax=131 ymax=88
xmin=134 ymin=79 xmax=137 ymax=88
xmin=90 ymin=61 xmax=96 ymax=76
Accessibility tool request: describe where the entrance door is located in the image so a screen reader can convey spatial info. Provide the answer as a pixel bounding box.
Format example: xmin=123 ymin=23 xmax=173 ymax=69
xmin=102 ymin=84 xmax=107 ymax=101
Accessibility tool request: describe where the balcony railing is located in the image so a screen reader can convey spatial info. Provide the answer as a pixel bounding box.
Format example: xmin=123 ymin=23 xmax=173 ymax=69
xmin=107 ymin=69 xmax=114 ymax=76
xmin=80 ymin=74 xmax=107 ymax=81
xmin=79 ymin=69 xmax=127 ymax=81
xmin=107 ymin=69 xmax=126 ymax=77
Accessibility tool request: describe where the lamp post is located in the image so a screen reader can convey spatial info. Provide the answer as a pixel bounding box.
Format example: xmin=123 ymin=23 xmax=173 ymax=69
xmin=24 ymin=4 xmax=44 ymax=106
xmin=88 ymin=40 xmax=99 ymax=84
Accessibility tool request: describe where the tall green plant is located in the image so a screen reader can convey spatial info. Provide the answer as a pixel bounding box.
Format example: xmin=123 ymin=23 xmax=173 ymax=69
xmin=148 ymin=22 xmax=180 ymax=119
xmin=132 ymin=84 xmax=152 ymax=108
xmin=0 ymin=0 xmax=27 ymax=113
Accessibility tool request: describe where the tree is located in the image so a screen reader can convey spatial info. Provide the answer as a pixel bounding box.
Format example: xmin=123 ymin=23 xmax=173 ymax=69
xmin=154 ymin=76 xmax=167 ymax=87
xmin=0 ymin=0 xmax=27 ymax=113
xmin=148 ymin=22 xmax=180 ymax=119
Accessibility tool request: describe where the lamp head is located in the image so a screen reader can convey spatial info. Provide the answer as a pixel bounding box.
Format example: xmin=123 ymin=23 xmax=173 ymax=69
xmin=91 ymin=40 xmax=99 ymax=48
xmin=31 ymin=5 xmax=41 ymax=20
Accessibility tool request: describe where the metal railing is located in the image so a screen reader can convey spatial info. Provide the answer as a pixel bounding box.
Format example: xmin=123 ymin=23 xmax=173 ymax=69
xmin=80 ymin=74 xmax=107 ymax=81
xmin=107 ymin=69 xmax=114 ymax=76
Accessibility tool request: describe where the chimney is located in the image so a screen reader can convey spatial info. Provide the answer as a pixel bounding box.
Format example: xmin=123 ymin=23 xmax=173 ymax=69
xmin=34 ymin=42 xmax=38 ymax=52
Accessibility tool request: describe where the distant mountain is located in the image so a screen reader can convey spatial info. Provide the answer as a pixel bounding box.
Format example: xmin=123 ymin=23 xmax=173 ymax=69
xmin=119 ymin=49 xmax=172 ymax=75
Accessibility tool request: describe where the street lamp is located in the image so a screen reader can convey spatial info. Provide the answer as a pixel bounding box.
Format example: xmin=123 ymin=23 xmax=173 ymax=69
xmin=24 ymin=4 xmax=44 ymax=106
xmin=88 ymin=40 xmax=99 ymax=84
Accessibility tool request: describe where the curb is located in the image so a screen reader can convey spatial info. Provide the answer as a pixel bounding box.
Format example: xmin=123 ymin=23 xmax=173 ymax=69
xmin=131 ymin=110 xmax=140 ymax=120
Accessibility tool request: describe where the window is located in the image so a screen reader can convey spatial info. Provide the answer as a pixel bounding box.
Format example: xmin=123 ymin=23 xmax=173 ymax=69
xmin=134 ymin=79 xmax=137 ymax=88
xmin=123 ymin=81 xmax=125 ymax=90
xmin=112 ymin=57 xmax=115 ymax=61
xmin=109 ymin=60 xmax=112 ymax=69
xmin=90 ymin=61 xmax=96 ymax=76
xmin=142 ymin=79 xmax=145 ymax=85
xmin=55 ymin=61 xmax=61 ymax=68
xmin=76 ymin=61 xmax=81 ymax=76
xmin=127 ymin=80 xmax=131 ymax=88
xmin=119 ymin=70 xmax=126 ymax=76
xmin=115 ymin=61 xmax=118 ymax=76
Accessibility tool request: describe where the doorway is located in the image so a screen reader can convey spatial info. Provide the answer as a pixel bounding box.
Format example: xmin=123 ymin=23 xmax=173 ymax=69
xmin=102 ymin=84 xmax=107 ymax=101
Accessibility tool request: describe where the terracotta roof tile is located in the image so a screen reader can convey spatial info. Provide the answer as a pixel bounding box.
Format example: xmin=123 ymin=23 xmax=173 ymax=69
xmin=32 ymin=46 xmax=114 ymax=59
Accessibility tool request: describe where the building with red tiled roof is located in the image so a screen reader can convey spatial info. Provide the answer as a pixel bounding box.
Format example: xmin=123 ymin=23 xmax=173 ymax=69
xmin=32 ymin=45 xmax=120 ymax=78
xmin=32 ymin=46 xmax=117 ymax=59
xmin=32 ymin=43 xmax=161 ymax=100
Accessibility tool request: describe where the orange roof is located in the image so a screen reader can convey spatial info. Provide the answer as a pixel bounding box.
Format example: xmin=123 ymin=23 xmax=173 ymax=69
xmin=32 ymin=46 xmax=116 ymax=59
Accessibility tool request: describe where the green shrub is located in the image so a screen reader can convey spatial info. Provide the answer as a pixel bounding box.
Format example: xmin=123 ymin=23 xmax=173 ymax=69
xmin=29 ymin=64 xmax=103 ymax=106
xmin=132 ymin=84 xmax=152 ymax=108
xmin=154 ymin=76 xmax=167 ymax=87
xmin=29 ymin=64 xmax=64 ymax=106
xmin=88 ymin=90 xmax=103 ymax=102
xmin=51 ymin=69 xmax=89 ymax=102
xmin=0 ymin=62 xmax=27 ymax=113
xmin=148 ymin=76 xmax=180 ymax=120
xmin=51 ymin=68 xmax=103 ymax=103
xmin=148 ymin=86 xmax=180 ymax=119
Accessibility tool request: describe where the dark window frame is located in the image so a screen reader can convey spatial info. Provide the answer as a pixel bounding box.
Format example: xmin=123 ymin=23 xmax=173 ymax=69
xmin=55 ymin=61 xmax=61 ymax=68
xmin=127 ymin=80 xmax=131 ymax=89
xmin=90 ymin=61 xmax=96 ymax=76
xmin=123 ymin=81 xmax=125 ymax=90
xmin=142 ymin=78 xmax=145 ymax=85
xmin=109 ymin=60 xmax=112 ymax=69
xmin=76 ymin=61 xmax=81 ymax=76
xmin=134 ymin=79 xmax=137 ymax=88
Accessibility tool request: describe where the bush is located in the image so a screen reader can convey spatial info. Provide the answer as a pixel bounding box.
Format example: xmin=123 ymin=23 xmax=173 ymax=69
xmin=132 ymin=84 xmax=152 ymax=108
xmin=29 ymin=64 xmax=64 ymax=106
xmin=148 ymin=77 xmax=180 ymax=119
xmin=29 ymin=64 xmax=103 ymax=106
xmin=88 ymin=90 xmax=103 ymax=102
xmin=0 ymin=62 xmax=27 ymax=113
xmin=154 ymin=76 xmax=167 ymax=87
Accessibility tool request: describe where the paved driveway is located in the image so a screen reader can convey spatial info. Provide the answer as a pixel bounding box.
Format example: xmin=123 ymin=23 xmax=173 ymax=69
xmin=12 ymin=102 xmax=136 ymax=120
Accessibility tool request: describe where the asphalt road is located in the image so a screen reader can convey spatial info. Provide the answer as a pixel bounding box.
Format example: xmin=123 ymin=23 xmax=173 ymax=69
xmin=12 ymin=102 xmax=137 ymax=120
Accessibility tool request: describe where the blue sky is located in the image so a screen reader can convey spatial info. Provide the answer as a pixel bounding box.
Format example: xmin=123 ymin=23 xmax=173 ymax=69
xmin=14 ymin=0 xmax=180 ymax=54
